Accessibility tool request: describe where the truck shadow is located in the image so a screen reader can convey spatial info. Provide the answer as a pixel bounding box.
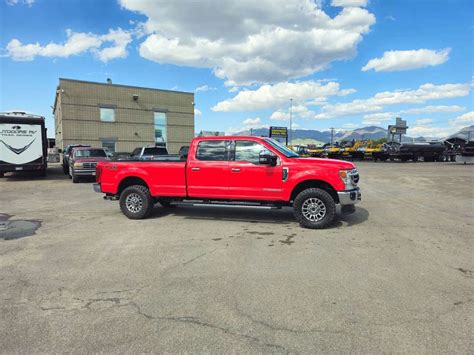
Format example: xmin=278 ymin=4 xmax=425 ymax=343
xmin=149 ymin=205 xmax=369 ymax=228
xmin=3 ymin=165 xmax=68 ymax=181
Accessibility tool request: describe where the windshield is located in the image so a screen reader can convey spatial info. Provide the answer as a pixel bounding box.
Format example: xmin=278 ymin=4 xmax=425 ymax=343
xmin=264 ymin=138 xmax=299 ymax=158
xmin=75 ymin=149 xmax=106 ymax=158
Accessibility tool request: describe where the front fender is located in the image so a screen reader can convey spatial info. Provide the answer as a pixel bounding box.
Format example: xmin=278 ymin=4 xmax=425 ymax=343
xmin=285 ymin=167 xmax=344 ymax=200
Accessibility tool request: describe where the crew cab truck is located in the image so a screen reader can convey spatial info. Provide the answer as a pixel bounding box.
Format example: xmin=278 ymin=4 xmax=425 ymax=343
xmin=94 ymin=136 xmax=361 ymax=229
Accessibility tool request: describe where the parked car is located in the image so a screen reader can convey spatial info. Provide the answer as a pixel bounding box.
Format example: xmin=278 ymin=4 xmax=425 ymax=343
xmin=178 ymin=145 xmax=189 ymax=160
xmin=69 ymin=147 xmax=108 ymax=183
xmin=62 ymin=144 xmax=90 ymax=174
xmin=131 ymin=145 xmax=169 ymax=160
xmin=112 ymin=151 xmax=132 ymax=161
xmin=94 ymin=136 xmax=361 ymax=229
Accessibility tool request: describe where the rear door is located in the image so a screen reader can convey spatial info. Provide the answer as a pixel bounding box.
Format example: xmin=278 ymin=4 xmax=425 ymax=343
xmin=228 ymin=139 xmax=284 ymax=200
xmin=186 ymin=140 xmax=230 ymax=198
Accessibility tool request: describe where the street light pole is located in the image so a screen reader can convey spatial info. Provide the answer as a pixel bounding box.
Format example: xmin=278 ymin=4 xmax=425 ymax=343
xmin=289 ymin=98 xmax=293 ymax=145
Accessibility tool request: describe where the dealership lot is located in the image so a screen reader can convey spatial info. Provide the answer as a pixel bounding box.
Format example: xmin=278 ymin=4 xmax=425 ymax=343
xmin=1 ymin=162 xmax=473 ymax=352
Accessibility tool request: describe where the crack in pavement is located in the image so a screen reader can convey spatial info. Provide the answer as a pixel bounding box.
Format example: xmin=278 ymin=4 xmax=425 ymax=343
xmin=127 ymin=301 xmax=290 ymax=353
xmin=234 ymin=304 xmax=349 ymax=335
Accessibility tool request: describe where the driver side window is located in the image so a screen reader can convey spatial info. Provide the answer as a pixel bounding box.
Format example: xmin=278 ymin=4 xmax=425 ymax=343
xmin=234 ymin=140 xmax=270 ymax=164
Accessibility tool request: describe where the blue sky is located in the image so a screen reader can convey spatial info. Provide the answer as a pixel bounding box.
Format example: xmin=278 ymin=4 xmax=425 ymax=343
xmin=1 ymin=0 xmax=473 ymax=138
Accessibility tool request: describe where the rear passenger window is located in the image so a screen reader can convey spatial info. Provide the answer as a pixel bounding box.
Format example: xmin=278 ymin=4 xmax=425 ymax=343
xmin=196 ymin=140 xmax=228 ymax=161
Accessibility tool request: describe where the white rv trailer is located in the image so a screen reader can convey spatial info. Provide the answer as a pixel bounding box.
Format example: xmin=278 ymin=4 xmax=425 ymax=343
xmin=0 ymin=112 xmax=48 ymax=177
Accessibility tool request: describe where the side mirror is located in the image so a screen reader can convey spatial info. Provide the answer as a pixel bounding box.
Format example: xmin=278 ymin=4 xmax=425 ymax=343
xmin=259 ymin=151 xmax=277 ymax=166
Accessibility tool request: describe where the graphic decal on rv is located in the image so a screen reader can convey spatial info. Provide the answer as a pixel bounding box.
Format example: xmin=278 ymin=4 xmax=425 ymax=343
xmin=0 ymin=138 xmax=36 ymax=155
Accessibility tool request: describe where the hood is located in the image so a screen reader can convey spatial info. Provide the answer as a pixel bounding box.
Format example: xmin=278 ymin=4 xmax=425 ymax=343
xmin=73 ymin=157 xmax=109 ymax=163
xmin=289 ymin=157 xmax=355 ymax=170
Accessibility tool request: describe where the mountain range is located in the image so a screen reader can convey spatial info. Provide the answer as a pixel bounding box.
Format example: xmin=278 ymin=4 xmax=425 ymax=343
xmin=235 ymin=125 xmax=474 ymax=145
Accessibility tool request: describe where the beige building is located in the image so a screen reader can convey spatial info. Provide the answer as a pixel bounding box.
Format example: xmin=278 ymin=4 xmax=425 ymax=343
xmin=53 ymin=78 xmax=195 ymax=153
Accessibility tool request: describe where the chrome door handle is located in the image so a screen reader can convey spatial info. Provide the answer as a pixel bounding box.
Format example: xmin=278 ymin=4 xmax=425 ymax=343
xmin=231 ymin=168 xmax=241 ymax=172
xmin=191 ymin=167 xmax=200 ymax=171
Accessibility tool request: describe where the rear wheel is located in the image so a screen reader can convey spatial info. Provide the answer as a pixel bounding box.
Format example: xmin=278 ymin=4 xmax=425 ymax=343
xmin=293 ymin=188 xmax=336 ymax=229
xmin=0 ymin=172 xmax=4 ymax=178
xmin=62 ymin=164 xmax=68 ymax=174
xmin=120 ymin=185 xmax=153 ymax=219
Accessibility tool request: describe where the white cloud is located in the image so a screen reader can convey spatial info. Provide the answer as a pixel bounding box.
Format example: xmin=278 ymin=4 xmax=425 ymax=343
xmin=362 ymin=48 xmax=450 ymax=72
xmin=331 ymin=0 xmax=367 ymax=7
xmin=6 ymin=28 xmax=132 ymax=62
xmin=212 ymin=80 xmax=354 ymax=112
xmin=401 ymin=105 xmax=465 ymax=114
xmin=121 ymin=0 xmax=375 ymax=85
xmin=242 ymin=117 xmax=263 ymax=127
xmin=227 ymin=117 xmax=266 ymax=134
xmin=362 ymin=112 xmax=395 ymax=124
xmin=342 ymin=123 xmax=358 ymax=129
xmin=195 ymin=85 xmax=217 ymax=93
xmin=194 ymin=108 xmax=202 ymax=116
xmin=270 ymin=111 xmax=290 ymax=121
xmin=6 ymin=0 xmax=34 ymax=6
xmin=408 ymin=125 xmax=454 ymax=138
xmin=415 ymin=118 xmax=433 ymax=125
xmin=314 ymin=82 xmax=471 ymax=120
xmin=449 ymin=111 xmax=474 ymax=127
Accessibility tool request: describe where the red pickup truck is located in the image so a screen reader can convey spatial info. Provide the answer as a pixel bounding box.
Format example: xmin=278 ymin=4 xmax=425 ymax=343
xmin=94 ymin=136 xmax=361 ymax=229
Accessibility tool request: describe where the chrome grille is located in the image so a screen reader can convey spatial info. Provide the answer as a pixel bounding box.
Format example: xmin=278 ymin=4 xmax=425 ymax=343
xmin=350 ymin=169 xmax=359 ymax=184
xmin=83 ymin=162 xmax=97 ymax=169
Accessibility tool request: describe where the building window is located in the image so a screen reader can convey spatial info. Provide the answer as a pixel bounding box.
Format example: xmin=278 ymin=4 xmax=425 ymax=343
xmin=100 ymin=107 xmax=115 ymax=122
xmin=101 ymin=139 xmax=116 ymax=153
xmin=154 ymin=112 xmax=167 ymax=143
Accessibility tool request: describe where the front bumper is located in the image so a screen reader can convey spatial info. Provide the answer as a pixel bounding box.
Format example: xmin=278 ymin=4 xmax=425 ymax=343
xmin=73 ymin=168 xmax=96 ymax=176
xmin=93 ymin=183 xmax=101 ymax=193
xmin=337 ymin=188 xmax=361 ymax=205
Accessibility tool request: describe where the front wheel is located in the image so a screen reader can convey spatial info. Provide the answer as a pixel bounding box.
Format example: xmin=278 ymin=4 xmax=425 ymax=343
xmin=293 ymin=188 xmax=336 ymax=229
xmin=120 ymin=185 xmax=154 ymax=219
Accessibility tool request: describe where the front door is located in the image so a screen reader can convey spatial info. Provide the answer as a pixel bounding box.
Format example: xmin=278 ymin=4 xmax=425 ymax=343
xmin=228 ymin=140 xmax=284 ymax=200
xmin=186 ymin=139 xmax=230 ymax=199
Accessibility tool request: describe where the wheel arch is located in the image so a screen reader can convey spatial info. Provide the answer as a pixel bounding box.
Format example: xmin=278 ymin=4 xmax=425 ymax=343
xmin=117 ymin=176 xmax=149 ymax=196
xmin=290 ymin=180 xmax=339 ymax=204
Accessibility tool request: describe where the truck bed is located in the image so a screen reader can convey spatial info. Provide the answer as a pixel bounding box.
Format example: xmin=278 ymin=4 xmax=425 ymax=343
xmin=97 ymin=159 xmax=187 ymax=197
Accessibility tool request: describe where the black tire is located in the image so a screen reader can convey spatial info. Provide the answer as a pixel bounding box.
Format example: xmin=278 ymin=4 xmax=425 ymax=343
xmin=39 ymin=169 xmax=46 ymax=177
xmin=293 ymin=188 xmax=336 ymax=229
xmin=0 ymin=172 xmax=4 ymax=178
xmin=72 ymin=172 xmax=79 ymax=183
xmin=120 ymin=185 xmax=154 ymax=219
xmin=62 ymin=165 xmax=68 ymax=174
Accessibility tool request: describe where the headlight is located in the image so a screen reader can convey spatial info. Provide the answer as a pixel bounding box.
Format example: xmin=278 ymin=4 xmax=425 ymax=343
xmin=339 ymin=169 xmax=358 ymax=189
xmin=73 ymin=162 xmax=83 ymax=168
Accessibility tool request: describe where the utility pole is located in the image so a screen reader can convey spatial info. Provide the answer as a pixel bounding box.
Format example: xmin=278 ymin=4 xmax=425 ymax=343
xmin=330 ymin=127 xmax=335 ymax=145
xmin=289 ymin=98 xmax=293 ymax=145
xmin=250 ymin=128 xmax=253 ymax=136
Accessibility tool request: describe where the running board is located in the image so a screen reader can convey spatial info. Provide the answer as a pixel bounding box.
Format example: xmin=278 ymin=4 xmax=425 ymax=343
xmin=177 ymin=201 xmax=281 ymax=209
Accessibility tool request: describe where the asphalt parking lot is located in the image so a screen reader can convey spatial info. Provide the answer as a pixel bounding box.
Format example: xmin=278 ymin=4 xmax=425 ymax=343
xmin=1 ymin=162 xmax=473 ymax=352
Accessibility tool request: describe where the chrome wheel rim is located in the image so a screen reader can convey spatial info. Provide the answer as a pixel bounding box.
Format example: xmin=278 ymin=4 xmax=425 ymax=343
xmin=302 ymin=197 xmax=326 ymax=222
xmin=126 ymin=193 xmax=143 ymax=213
